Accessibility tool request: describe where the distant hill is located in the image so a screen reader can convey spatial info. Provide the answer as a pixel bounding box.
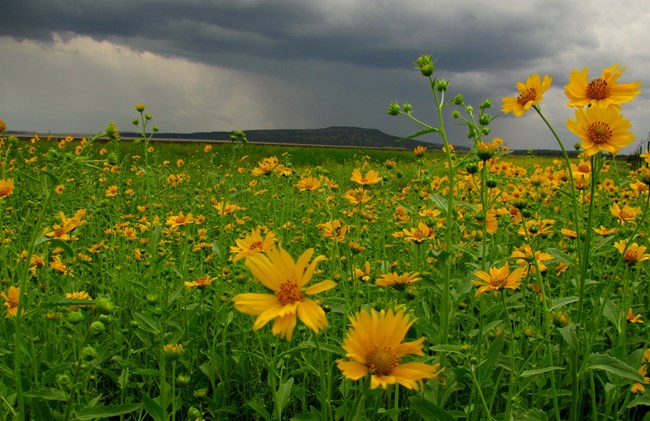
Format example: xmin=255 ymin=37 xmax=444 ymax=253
xmin=122 ymin=126 xmax=440 ymax=150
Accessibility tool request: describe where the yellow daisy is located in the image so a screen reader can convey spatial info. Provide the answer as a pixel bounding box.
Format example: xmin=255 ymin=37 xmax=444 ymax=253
xmin=502 ymin=74 xmax=552 ymax=116
xmin=567 ymin=107 xmax=634 ymax=157
xmin=337 ymin=308 xmax=443 ymax=390
xmin=232 ymin=246 xmax=336 ymax=341
xmin=472 ymin=263 xmax=527 ymax=297
xmin=565 ymin=65 xmax=641 ymax=109
xmin=230 ymin=227 xmax=277 ymax=262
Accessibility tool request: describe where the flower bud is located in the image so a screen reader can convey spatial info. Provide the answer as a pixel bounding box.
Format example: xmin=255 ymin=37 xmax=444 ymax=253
xmin=153 ymin=125 xmax=159 ymax=132
xmin=107 ymin=153 xmax=118 ymax=165
xmin=435 ymin=79 xmax=449 ymax=92
xmin=163 ymin=343 xmax=183 ymax=360
xmin=553 ymin=311 xmax=570 ymax=327
xmin=132 ymin=118 xmax=139 ymax=126
xmin=450 ymin=94 xmax=464 ymax=105
xmin=452 ymin=110 xmax=461 ymax=119
xmin=89 ymin=321 xmax=106 ymax=336
xmin=135 ymin=104 xmax=145 ymax=112
xmin=94 ymin=298 xmax=114 ymax=315
xmin=145 ymin=113 xmax=152 ymax=120
xmin=67 ymin=311 xmax=85 ymax=325
xmin=402 ymin=102 xmax=412 ymax=112
xmin=0 ymin=118 xmax=6 ymax=132
xmin=415 ymin=55 xmax=434 ymax=76
xmin=387 ymin=102 xmax=401 ymax=116
xmin=479 ymin=114 xmax=492 ymax=126
xmin=81 ymin=345 xmax=98 ymax=361
xmin=105 ymin=122 xmax=120 ymax=142
xmin=177 ymin=374 xmax=191 ymax=387
xmin=480 ymin=99 xmax=492 ymax=109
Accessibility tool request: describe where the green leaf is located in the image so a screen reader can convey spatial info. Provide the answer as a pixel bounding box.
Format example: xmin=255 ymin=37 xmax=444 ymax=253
xmin=396 ymin=128 xmax=440 ymax=143
xmin=247 ymin=400 xmax=271 ymax=421
xmin=291 ymin=413 xmax=320 ymax=421
xmin=546 ymin=247 xmax=576 ymax=266
xmin=24 ymin=388 xmax=66 ymax=401
xmin=143 ymin=394 xmax=165 ymax=421
xmin=549 ymin=296 xmax=578 ymax=311
xmin=33 ymin=237 xmax=75 ymax=257
xmin=602 ymin=300 xmax=620 ymax=330
xmin=584 ymin=353 xmax=645 ymax=383
xmin=409 ymin=397 xmax=455 ymax=421
xmin=76 ymin=403 xmax=143 ymax=420
xmin=559 ymin=323 xmax=578 ymax=351
xmin=627 ymin=392 xmax=650 ymax=408
xmin=478 ymin=332 xmax=505 ymax=386
xmin=275 ymin=377 xmax=294 ymax=414
xmin=520 ymin=366 xmax=565 ymax=378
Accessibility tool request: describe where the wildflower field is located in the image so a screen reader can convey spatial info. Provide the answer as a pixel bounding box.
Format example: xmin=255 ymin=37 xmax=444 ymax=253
xmin=1 ymin=59 xmax=649 ymax=421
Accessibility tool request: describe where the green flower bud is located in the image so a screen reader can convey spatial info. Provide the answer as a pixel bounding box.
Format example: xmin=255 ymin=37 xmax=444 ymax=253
xmin=435 ymin=79 xmax=449 ymax=92
xmin=152 ymin=125 xmax=159 ymax=132
xmin=81 ymin=345 xmax=98 ymax=361
xmin=98 ymin=314 xmax=114 ymax=325
xmin=466 ymin=162 xmax=479 ymax=174
xmin=479 ymin=114 xmax=491 ymax=126
xmin=67 ymin=311 xmax=85 ymax=325
xmin=451 ymin=94 xmax=464 ymax=105
xmin=415 ymin=55 xmax=434 ymax=76
xmin=105 ymin=122 xmax=120 ymax=142
xmin=135 ymin=104 xmax=146 ymax=112
xmin=95 ymin=298 xmax=115 ymax=315
xmin=480 ymin=99 xmax=492 ymax=109
xmin=387 ymin=102 xmax=401 ymax=116
xmin=486 ymin=177 xmax=497 ymax=188
xmin=481 ymin=127 xmax=491 ymax=136
xmin=107 ymin=152 xmax=118 ymax=165
xmin=144 ymin=113 xmax=152 ymax=121
xmin=89 ymin=321 xmax=106 ymax=336
xmin=188 ymin=407 xmax=202 ymax=419
xmin=402 ymin=102 xmax=412 ymax=112
xmin=56 ymin=374 xmax=72 ymax=387
xmin=451 ymin=110 xmax=461 ymax=119
xmin=132 ymin=118 xmax=139 ymax=126
xmin=177 ymin=374 xmax=191 ymax=387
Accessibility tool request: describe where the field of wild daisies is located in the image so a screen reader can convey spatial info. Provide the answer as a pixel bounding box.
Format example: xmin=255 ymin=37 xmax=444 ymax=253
xmin=1 ymin=58 xmax=649 ymax=421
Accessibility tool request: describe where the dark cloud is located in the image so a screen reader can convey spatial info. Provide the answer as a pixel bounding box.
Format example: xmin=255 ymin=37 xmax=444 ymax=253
xmin=1 ymin=0 xmax=648 ymax=152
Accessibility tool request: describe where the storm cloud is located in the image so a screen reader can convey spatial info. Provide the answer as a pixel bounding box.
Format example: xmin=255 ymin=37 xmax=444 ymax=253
xmin=2 ymin=0 xmax=649 ymax=151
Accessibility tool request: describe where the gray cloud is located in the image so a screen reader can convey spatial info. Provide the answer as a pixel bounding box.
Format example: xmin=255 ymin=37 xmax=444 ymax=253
xmin=1 ymin=0 xmax=649 ymax=152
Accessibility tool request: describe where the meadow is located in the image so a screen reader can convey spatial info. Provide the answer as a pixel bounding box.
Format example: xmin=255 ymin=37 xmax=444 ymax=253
xmin=1 ymin=59 xmax=649 ymax=421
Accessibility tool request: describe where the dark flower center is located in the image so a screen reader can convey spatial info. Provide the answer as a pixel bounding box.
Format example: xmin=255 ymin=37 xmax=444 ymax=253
xmin=517 ymin=88 xmax=537 ymax=106
xmin=587 ymin=122 xmax=612 ymax=144
xmin=277 ymin=281 xmax=304 ymax=306
xmin=366 ymin=347 xmax=398 ymax=376
xmin=586 ymin=78 xmax=611 ymax=100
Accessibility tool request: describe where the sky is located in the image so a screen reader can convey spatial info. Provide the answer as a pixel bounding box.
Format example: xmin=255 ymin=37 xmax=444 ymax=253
xmin=1 ymin=0 xmax=649 ymax=153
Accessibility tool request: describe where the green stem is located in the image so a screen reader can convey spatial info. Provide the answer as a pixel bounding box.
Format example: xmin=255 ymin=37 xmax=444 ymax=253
xmin=311 ymin=331 xmax=331 ymax=421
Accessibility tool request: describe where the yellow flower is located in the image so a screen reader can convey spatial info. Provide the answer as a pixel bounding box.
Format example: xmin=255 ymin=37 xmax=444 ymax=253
xmin=472 ymin=263 xmax=526 ymax=297
xmin=232 ymin=246 xmax=336 ymax=341
xmin=413 ymin=146 xmax=427 ymax=156
xmin=0 ymin=118 xmax=6 ymax=132
xmin=610 ymin=203 xmax=640 ymax=224
xmin=567 ymin=107 xmax=634 ymax=157
xmin=376 ymin=272 xmax=421 ymax=291
xmin=295 ymin=176 xmax=321 ymax=192
xmin=317 ymin=220 xmax=348 ymax=243
xmin=402 ymin=221 xmax=435 ymax=243
xmin=350 ymin=168 xmax=383 ymax=186
xmin=565 ymin=65 xmax=641 ymax=109
xmin=0 ymin=179 xmax=14 ymax=198
xmin=184 ymin=275 xmax=215 ymax=289
xmin=65 ymin=291 xmax=93 ymax=311
xmin=627 ymin=308 xmax=643 ymax=324
xmin=502 ymin=74 xmax=552 ymax=116
xmin=166 ymin=211 xmax=195 ymax=227
xmin=163 ymin=343 xmax=183 ymax=360
xmin=337 ymin=308 xmax=443 ymax=390
xmin=230 ymin=227 xmax=277 ymax=262
xmin=354 ymin=261 xmax=372 ymax=282
xmin=344 ymin=188 xmax=373 ymax=205
xmin=1 ymin=286 xmax=20 ymax=318
xmin=105 ymin=185 xmax=118 ymax=197
xmin=614 ymin=241 xmax=650 ymax=266
xmin=45 ymin=209 xmax=87 ymax=241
